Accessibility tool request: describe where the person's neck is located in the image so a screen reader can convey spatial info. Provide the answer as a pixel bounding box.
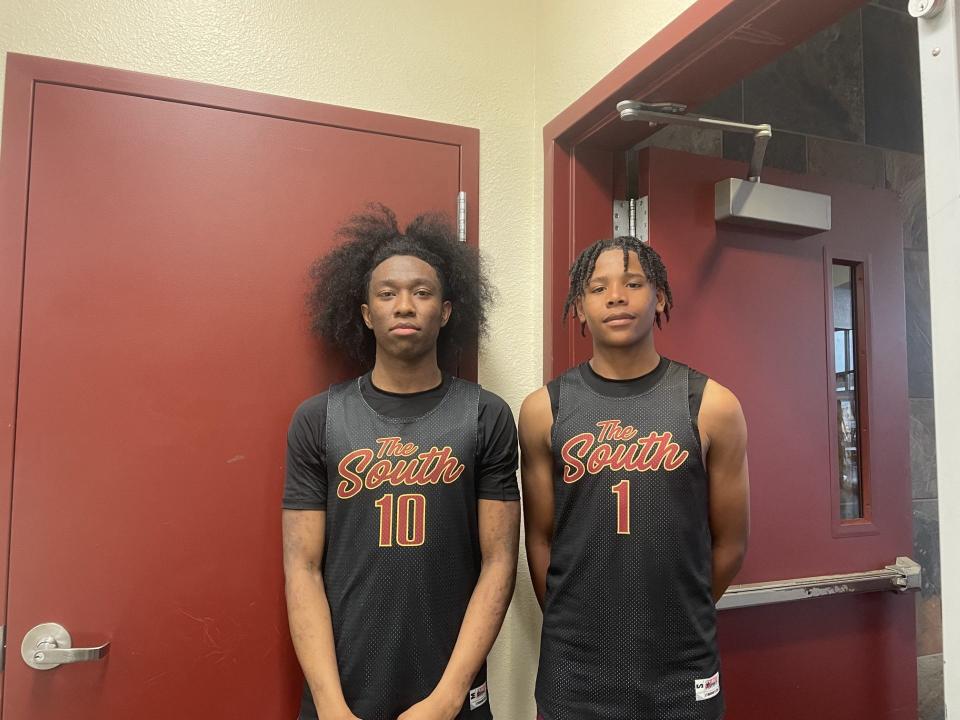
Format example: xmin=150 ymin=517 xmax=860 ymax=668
xmin=370 ymin=352 xmax=443 ymax=394
xmin=588 ymin=339 xmax=660 ymax=380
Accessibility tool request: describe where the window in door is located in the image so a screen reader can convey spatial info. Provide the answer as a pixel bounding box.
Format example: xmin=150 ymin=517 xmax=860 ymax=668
xmin=831 ymin=261 xmax=869 ymax=521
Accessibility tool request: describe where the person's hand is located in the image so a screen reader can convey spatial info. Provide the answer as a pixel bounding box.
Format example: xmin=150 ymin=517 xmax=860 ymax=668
xmin=396 ymin=691 xmax=461 ymax=720
xmin=324 ymin=707 xmax=361 ymax=720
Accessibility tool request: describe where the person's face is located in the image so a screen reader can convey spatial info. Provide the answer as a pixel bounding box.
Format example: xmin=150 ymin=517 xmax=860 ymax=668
xmin=361 ymin=254 xmax=451 ymax=363
xmin=576 ymin=248 xmax=666 ymax=348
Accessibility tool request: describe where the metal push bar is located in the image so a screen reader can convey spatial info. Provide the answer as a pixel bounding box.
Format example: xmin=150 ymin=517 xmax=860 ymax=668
xmin=716 ymin=557 xmax=921 ymax=610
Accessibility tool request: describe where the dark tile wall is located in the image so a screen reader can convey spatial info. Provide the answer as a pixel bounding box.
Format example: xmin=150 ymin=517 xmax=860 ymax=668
xmin=915 ymin=500 xmax=942 ymax=597
xmin=743 ymin=12 xmax=865 ymax=142
xmin=911 ymin=399 xmax=938 ymax=501
xmin=807 ymin=137 xmax=884 ymax=188
xmin=914 ymin=498 xmax=943 ymax=663
xmin=870 ymin=0 xmax=907 ymax=10
xmin=905 ymin=248 xmax=934 ymax=398
xmin=691 ymin=1 xmax=924 ymax=169
xmin=919 ymin=654 xmax=945 ymax=720
xmin=886 ymin=151 xmax=928 ymax=249
xmin=635 ymin=125 xmax=722 ymax=157
xmin=863 ymin=5 xmax=924 ymax=153
xmin=722 ymin=131 xmax=806 ymax=174
xmin=697 ymin=82 xmax=742 ymax=124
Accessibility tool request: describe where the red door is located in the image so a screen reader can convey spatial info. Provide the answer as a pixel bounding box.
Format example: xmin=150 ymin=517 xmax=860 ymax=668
xmin=0 ymin=55 xmax=477 ymax=719
xmin=638 ymin=147 xmax=915 ymax=718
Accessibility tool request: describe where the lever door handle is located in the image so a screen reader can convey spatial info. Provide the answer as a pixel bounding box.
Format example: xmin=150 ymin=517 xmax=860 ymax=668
xmin=21 ymin=623 xmax=111 ymax=670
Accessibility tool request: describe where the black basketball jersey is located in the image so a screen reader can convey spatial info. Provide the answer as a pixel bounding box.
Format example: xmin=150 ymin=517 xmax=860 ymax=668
xmin=300 ymin=376 xmax=492 ymax=720
xmin=536 ymin=360 xmax=723 ymax=720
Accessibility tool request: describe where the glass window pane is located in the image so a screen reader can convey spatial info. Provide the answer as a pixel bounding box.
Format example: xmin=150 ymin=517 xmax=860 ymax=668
xmin=832 ymin=262 xmax=863 ymax=520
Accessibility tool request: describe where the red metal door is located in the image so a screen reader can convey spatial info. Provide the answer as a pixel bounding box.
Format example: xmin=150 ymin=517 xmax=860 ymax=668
xmin=0 ymin=56 xmax=476 ymax=719
xmin=638 ymin=147 xmax=915 ymax=718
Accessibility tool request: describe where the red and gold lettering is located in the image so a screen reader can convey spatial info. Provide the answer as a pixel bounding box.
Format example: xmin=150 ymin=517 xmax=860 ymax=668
xmin=559 ymin=421 xmax=691 ymax=484
xmin=337 ymin=440 xmax=465 ymax=500
xmin=375 ymin=493 xmax=426 ymax=547
xmin=611 ymin=480 xmax=631 ymax=534
xmin=337 ymin=448 xmax=374 ymax=499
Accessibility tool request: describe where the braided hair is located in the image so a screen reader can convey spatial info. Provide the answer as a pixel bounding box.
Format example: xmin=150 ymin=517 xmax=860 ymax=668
xmin=307 ymin=203 xmax=492 ymax=368
xmin=562 ymin=236 xmax=674 ymax=334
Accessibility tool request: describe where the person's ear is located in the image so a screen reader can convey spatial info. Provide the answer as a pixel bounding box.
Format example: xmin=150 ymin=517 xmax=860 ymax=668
xmin=575 ymin=298 xmax=589 ymax=337
xmin=656 ymin=288 xmax=666 ymax=314
xmin=440 ymin=300 xmax=452 ymax=327
xmin=361 ymin=303 xmax=373 ymax=329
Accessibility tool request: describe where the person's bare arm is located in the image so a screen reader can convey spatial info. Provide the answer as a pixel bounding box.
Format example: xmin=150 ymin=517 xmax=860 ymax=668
xmin=698 ymin=380 xmax=750 ymax=601
xmin=398 ymin=499 xmax=521 ymax=720
xmin=282 ymin=510 xmax=359 ymax=720
xmin=519 ymin=386 xmax=555 ymax=609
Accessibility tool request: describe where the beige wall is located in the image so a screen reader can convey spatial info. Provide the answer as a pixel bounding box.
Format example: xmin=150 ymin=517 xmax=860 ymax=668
xmin=0 ymin=1 xmax=694 ymax=716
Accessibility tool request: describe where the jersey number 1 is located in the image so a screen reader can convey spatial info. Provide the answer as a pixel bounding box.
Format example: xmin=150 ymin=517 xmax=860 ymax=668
xmin=611 ymin=480 xmax=630 ymax=534
xmin=375 ymin=493 xmax=426 ymax=547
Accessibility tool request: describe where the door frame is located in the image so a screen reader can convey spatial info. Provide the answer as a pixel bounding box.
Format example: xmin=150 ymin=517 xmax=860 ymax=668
xmin=540 ymin=0 xmax=922 ymax=712
xmin=542 ymin=0 xmax=867 ymax=380
xmin=0 ymin=53 xmax=480 ymax=693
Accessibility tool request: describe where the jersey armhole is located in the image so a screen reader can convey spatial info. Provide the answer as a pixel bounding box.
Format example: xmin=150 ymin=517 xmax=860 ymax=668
xmin=688 ymin=367 xmax=709 ymax=457
xmin=472 ymin=382 xmax=483 ymax=463
xmin=323 ymin=384 xmax=344 ymax=506
xmin=547 ymin=378 xmax=561 ymax=451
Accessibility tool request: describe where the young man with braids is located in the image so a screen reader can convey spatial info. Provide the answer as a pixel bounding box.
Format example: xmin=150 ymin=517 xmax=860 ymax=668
xmin=282 ymin=205 xmax=520 ymax=720
xmin=519 ymin=237 xmax=749 ymax=720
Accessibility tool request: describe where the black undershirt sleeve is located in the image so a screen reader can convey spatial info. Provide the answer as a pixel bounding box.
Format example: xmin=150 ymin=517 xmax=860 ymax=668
xmin=282 ymin=393 xmax=328 ymax=510
xmin=476 ymin=390 xmax=521 ymax=501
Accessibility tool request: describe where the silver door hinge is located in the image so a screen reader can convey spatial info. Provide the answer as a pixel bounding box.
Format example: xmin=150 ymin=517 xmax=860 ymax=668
xmin=613 ymin=197 xmax=648 ymax=242
xmin=1 ymin=624 xmax=5 ymax=671
xmin=457 ymin=191 xmax=467 ymax=243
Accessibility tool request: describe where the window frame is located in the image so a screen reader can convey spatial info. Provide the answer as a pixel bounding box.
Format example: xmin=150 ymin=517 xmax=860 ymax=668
xmin=823 ymin=248 xmax=877 ymax=537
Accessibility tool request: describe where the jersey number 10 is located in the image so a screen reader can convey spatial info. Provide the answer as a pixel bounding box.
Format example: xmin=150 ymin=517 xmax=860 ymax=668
xmin=375 ymin=493 xmax=426 ymax=547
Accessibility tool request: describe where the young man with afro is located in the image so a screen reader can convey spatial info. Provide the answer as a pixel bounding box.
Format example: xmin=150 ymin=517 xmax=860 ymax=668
xmin=282 ymin=206 xmax=520 ymax=720
xmin=519 ymin=237 xmax=750 ymax=720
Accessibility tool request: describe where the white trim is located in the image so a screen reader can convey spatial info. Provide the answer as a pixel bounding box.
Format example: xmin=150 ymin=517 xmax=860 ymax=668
xmin=916 ymin=0 xmax=960 ymax=712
